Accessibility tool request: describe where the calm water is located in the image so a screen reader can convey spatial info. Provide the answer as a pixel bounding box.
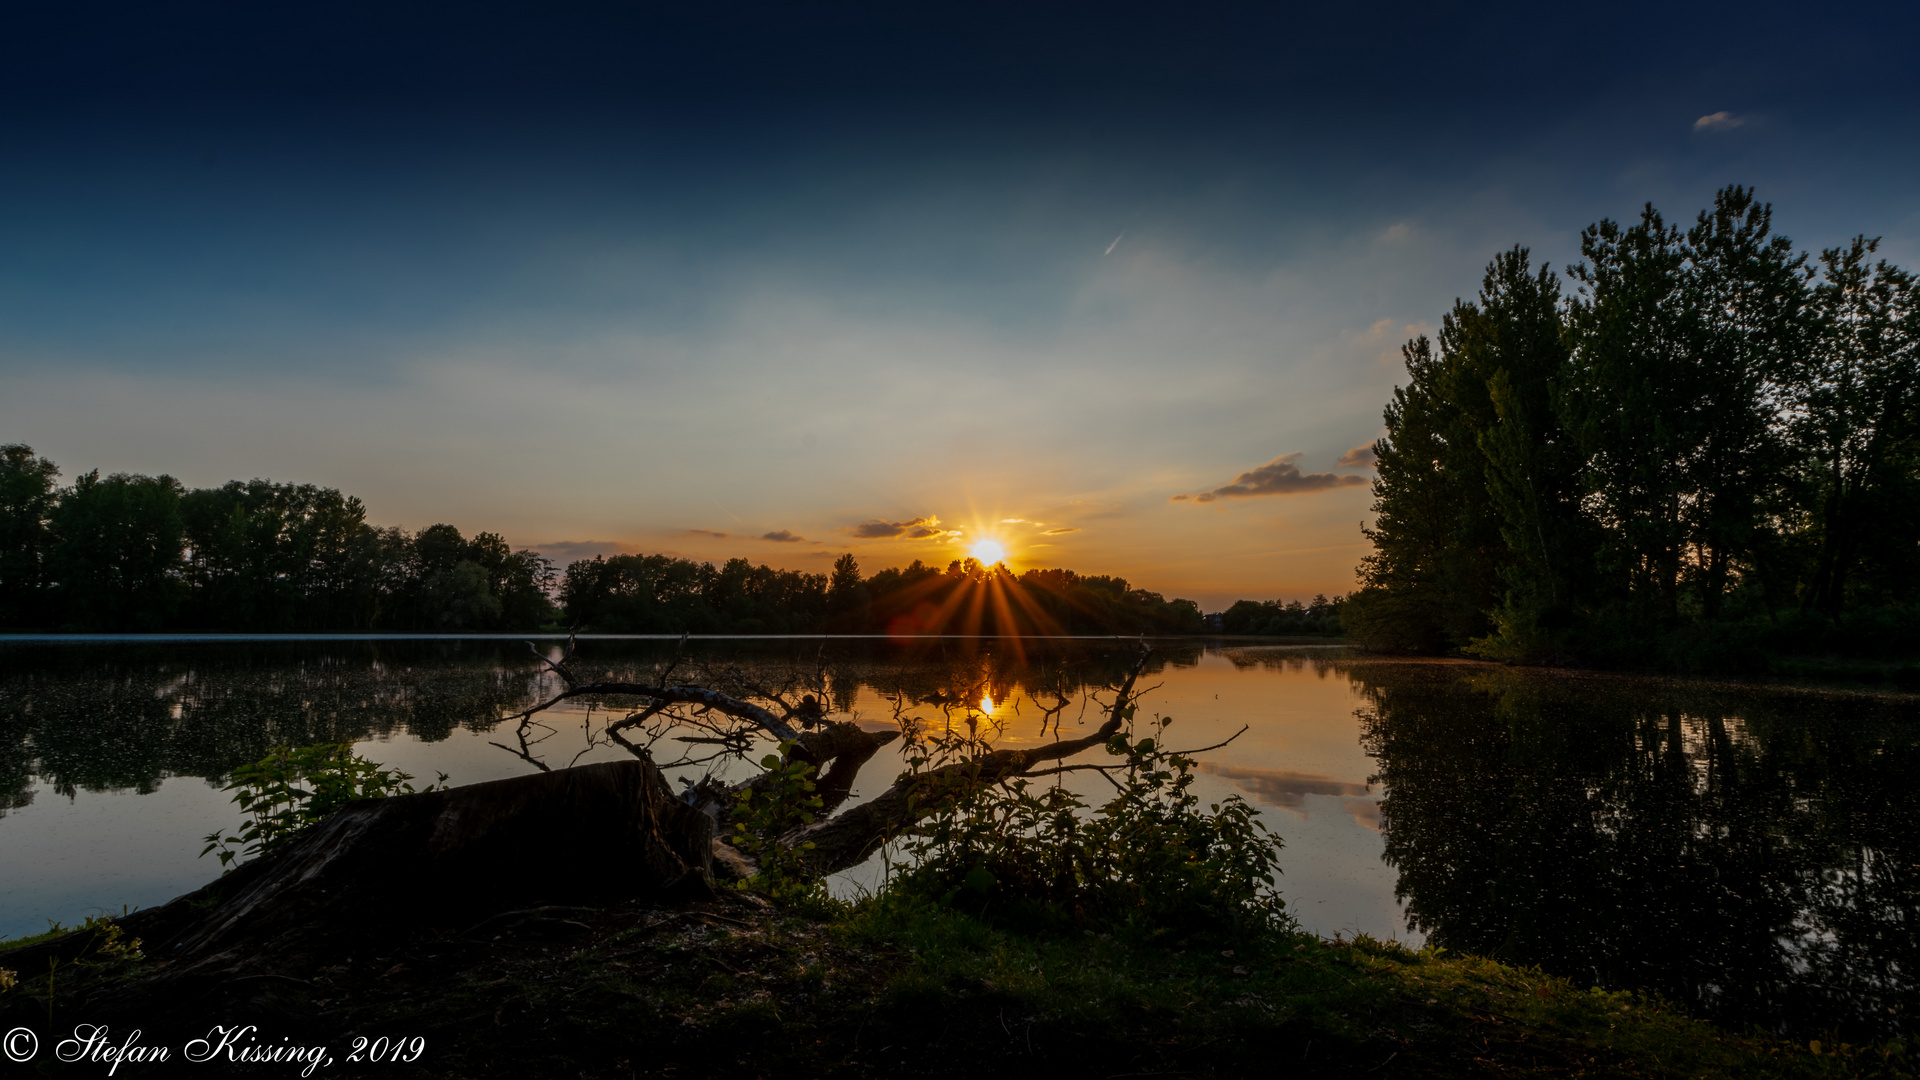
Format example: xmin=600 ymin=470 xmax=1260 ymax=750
xmin=0 ymin=636 xmax=1912 ymax=1038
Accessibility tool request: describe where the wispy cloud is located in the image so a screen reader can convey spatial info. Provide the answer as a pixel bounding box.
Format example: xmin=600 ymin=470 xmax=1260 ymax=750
xmin=685 ymin=529 xmax=730 ymax=539
xmin=1335 ymin=443 xmax=1378 ymax=468
xmin=531 ymin=539 xmax=640 ymax=564
xmin=1043 ymin=527 xmax=1079 ymax=534
xmin=850 ymin=515 xmax=946 ymax=539
xmin=1693 ymin=110 xmax=1745 ymax=132
xmin=760 ymin=529 xmax=805 ymax=543
xmin=1172 ymin=453 xmax=1367 ymax=502
xmin=1198 ymin=762 xmax=1370 ymax=812
xmin=1104 ymin=232 xmax=1125 ymax=256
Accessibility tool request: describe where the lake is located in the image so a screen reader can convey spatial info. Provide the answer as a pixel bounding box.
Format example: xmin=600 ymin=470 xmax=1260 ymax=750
xmin=0 ymin=635 xmax=1912 ymax=1039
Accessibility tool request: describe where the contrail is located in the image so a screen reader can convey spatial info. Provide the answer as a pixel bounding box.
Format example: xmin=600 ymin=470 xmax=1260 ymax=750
xmin=1103 ymin=232 xmax=1124 ymax=256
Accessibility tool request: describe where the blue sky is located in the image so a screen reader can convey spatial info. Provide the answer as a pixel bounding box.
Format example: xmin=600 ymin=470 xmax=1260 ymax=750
xmin=3 ymin=1 xmax=1916 ymax=608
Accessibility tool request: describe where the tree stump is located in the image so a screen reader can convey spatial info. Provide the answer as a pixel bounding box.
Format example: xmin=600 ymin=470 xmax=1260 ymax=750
xmin=2 ymin=759 xmax=718 ymax=1019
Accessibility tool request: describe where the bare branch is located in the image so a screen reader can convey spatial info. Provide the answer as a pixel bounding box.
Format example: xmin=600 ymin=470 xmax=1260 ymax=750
xmin=784 ymin=642 xmax=1154 ymax=874
xmin=1168 ymin=725 xmax=1251 ymax=758
xmin=503 ymin=681 xmax=803 ymax=742
xmin=525 ymin=639 xmax=578 ymax=690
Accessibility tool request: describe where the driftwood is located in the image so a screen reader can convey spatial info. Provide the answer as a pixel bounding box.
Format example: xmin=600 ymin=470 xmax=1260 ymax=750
xmin=501 ymin=637 xmax=1155 ymax=875
xmin=0 ymin=759 xmax=719 ymax=1001
xmin=786 ymin=648 xmax=1150 ymax=872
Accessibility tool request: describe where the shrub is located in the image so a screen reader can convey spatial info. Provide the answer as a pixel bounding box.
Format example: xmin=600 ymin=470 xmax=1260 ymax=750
xmin=884 ymin=710 xmax=1289 ymax=938
xmin=728 ymin=740 xmax=829 ymax=905
xmin=201 ymin=743 xmax=445 ymax=867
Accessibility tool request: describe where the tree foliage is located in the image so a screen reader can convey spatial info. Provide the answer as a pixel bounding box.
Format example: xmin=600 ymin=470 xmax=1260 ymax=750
xmin=1352 ymin=187 xmax=1920 ymax=665
xmin=0 ymin=444 xmax=60 ymax=627
xmin=886 ymin=711 xmax=1288 ymax=935
xmin=558 ymin=553 xmax=1208 ymax=637
xmin=0 ymin=456 xmax=557 ymax=632
xmin=200 ymin=742 xmax=446 ymax=867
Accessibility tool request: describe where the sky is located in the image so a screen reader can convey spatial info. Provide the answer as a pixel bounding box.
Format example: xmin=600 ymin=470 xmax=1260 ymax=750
xmin=2 ymin=1 xmax=1917 ymax=611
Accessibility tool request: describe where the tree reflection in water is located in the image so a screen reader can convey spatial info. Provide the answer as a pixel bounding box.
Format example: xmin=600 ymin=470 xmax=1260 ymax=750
xmin=1351 ymin=660 xmax=1916 ymax=1039
xmin=3 ymin=640 xmax=1910 ymax=1038
xmin=0 ymin=638 xmax=1202 ymax=812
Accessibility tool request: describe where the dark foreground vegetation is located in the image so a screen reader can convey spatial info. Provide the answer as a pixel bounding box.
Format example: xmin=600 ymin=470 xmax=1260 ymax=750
xmin=6 ymin=892 xmax=1904 ymax=1079
xmin=1347 ymin=187 xmax=1920 ymax=676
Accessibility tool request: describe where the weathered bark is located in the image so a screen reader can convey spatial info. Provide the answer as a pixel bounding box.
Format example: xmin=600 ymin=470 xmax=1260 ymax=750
xmin=683 ymin=720 xmax=902 ymax=820
xmin=2 ymin=760 xmax=717 ymax=982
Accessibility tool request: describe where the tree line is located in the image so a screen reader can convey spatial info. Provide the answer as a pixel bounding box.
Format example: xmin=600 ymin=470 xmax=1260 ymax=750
xmin=558 ymin=552 xmax=1208 ymax=635
xmin=1346 ymin=187 xmax=1920 ymax=668
xmin=0 ymin=448 xmax=555 ymax=632
xmin=1216 ymin=595 xmax=1344 ymax=636
xmin=0 ymin=446 xmax=1225 ymax=635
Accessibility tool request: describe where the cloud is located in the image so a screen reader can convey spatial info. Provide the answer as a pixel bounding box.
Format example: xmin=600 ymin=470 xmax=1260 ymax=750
xmin=1335 ymin=443 xmax=1378 ymax=468
xmin=1043 ymin=527 xmax=1079 ymax=535
xmin=685 ymin=529 xmax=730 ymax=539
xmin=530 ymin=539 xmax=640 ymax=564
xmin=850 ymin=515 xmax=945 ymax=539
xmin=1173 ymin=453 xmax=1367 ymax=502
xmin=1104 ymin=232 xmax=1124 ymax=256
xmin=1693 ymin=111 xmax=1745 ymax=132
xmin=1198 ymin=763 xmax=1370 ymax=812
xmin=760 ymin=529 xmax=805 ymax=543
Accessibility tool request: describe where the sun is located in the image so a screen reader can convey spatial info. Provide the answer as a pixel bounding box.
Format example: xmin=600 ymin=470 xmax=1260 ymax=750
xmin=970 ymin=538 xmax=1008 ymax=566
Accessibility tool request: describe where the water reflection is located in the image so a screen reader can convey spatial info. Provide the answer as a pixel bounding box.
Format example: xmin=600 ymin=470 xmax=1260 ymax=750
xmin=0 ymin=640 xmax=548 ymax=810
xmin=1198 ymin=763 xmax=1371 ymax=811
xmin=0 ymin=638 xmax=1911 ymax=1038
xmin=1347 ymin=660 xmax=1916 ymax=1038
xmin=0 ymin=638 xmax=1203 ymax=812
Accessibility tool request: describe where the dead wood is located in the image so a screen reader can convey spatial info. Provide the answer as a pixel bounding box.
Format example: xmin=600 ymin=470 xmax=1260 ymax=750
xmin=2 ymin=760 xmax=720 ymax=999
xmin=784 ymin=644 xmax=1153 ymax=874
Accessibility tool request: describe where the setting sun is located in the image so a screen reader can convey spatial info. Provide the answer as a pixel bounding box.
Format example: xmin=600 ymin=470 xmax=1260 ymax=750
xmin=970 ymin=538 xmax=1007 ymax=565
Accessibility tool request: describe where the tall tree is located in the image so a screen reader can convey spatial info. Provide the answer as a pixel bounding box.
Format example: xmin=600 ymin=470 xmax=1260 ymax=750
xmin=1796 ymin=238 xmax=1920 ymax=614
xmin=1675 ymin=188 xmax=1812 ymax=619
xmin=1562 ymin=203 xmax=1700 ymax=621
xmin=0 ymin=444 xmax=60 ymax=627
xmin=1355 ymin=249 xmax=1575 ymax=654
xmin=48 ymin=471 xmax=186 ymax=630
xmin=1349 ymin=335 xmax=1497 ymax=652
xmin=1469 ymin=249 xmax=1593 ymax=661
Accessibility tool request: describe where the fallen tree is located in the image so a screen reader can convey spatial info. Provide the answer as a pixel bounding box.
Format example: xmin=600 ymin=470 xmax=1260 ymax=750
xmin=493 ymin=633 xmax=1158 ymax=874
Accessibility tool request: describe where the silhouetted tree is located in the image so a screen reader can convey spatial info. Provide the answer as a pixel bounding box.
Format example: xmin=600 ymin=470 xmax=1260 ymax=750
xmin=0 ymin=444 xmax=60 ymax=627
xmin=49 ymin=471 xmax=186 ymax=631
xmin=1795 ymin=239 xmax=1920 ymax=614
xmin=1350 ymin=187 xmax=1920 ymax=667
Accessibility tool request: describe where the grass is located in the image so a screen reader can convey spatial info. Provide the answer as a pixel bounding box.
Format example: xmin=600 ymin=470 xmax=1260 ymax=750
xmin=0 ymin=921 xmax=77 ymax=952
xmin=828 ymin=898 xmax=1910 ymax=1079
xmin=4 ymin=896 xmax=1911 ymax=1078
